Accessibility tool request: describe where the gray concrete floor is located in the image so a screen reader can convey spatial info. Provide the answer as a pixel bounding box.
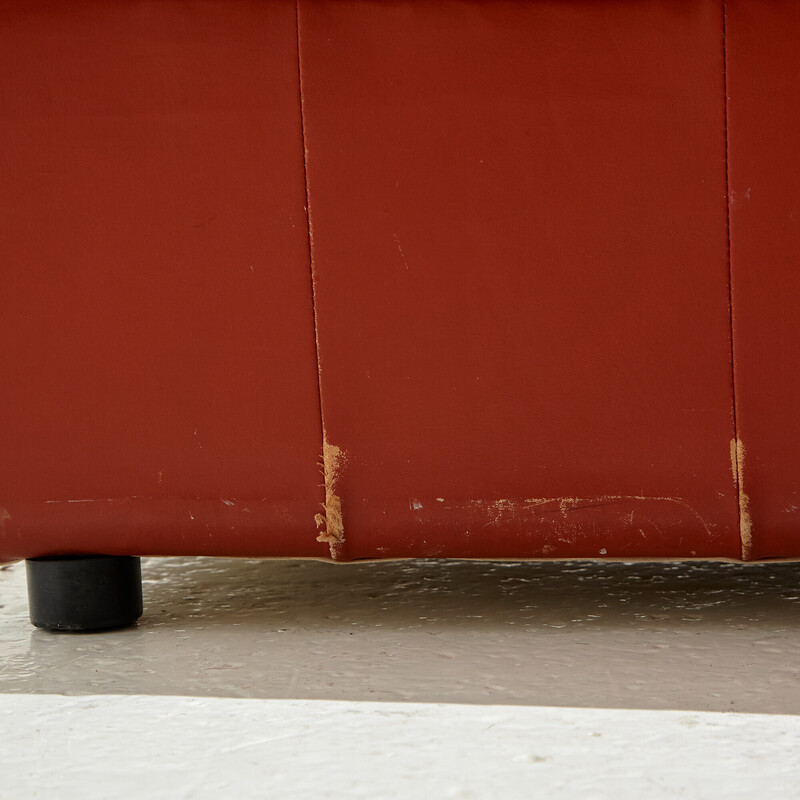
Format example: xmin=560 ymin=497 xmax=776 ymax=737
xmin=2 ymin=557 xmax=799 ymax=712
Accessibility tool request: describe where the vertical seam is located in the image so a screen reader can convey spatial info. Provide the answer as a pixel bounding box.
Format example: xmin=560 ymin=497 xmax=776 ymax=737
xmin=295 ymin=0 xmax=345 ymax=559
xmin=722 ymin=0 xmax=749 ymax=560
xmin=295 ymin=0 xmax=325 ymax=529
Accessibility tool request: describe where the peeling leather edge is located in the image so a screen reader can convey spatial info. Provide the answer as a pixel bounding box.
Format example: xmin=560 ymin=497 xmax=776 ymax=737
xmin=314 ymin=440 xmax=347 ymax=559
xmin=732 ymin=438 xmax=752 ymax=561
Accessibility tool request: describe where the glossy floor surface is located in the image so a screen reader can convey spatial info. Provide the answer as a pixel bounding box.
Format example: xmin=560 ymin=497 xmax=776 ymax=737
xmin=2 ymin=557 xmax=800 ymax=712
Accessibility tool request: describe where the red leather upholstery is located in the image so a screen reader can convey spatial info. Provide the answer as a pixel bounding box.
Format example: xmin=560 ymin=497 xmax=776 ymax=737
xmin=0 ymin=1 xmax=796 ymax=563
xmin=299 ymin=0 xmax=740 ymax=561
xmin=0 ymin=1 xmax=328 ymax=561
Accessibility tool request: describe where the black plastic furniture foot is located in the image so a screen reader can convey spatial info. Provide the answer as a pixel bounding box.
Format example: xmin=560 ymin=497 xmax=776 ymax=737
xmin=25 ymin=555 xmax=143 ymax=632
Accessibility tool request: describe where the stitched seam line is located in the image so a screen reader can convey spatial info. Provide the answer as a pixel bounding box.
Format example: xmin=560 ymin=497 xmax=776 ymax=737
xmin=722 ymin=0 xmax=746 ymax=560
xmin=295 ymin=0 xmax=328 ymax=539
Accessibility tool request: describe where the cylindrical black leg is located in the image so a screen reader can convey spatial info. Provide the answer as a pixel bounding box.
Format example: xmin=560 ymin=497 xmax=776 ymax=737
xmin=26 ymin=555 xmax=143 ymax=632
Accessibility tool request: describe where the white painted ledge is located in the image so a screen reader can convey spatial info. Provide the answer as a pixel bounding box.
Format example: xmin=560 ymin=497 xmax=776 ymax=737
xmin=1 ymin=695 xmax=800 ymax=799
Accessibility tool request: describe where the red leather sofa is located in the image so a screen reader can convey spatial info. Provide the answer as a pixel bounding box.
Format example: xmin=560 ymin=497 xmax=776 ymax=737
xmin=1 ymin=1 xmax=798 ymax=628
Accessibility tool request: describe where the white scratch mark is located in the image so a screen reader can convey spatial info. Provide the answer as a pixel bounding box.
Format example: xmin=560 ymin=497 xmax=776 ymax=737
xmin=44 ymin=498 xmax=128 ymax=504
xmin=393 ymin=234 xmax=409 ymax=270
xmin=409 ymin=499 xmax=423 ymax=512
xmin=444 ymin=495 xmax=714 ymax=536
